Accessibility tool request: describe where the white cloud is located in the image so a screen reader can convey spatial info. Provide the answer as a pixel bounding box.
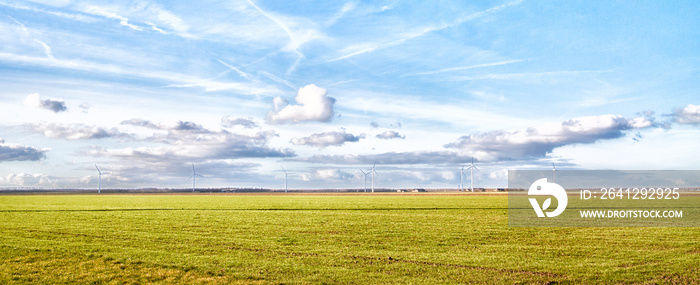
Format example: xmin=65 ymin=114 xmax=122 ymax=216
xmin=301 ymin=169 xmax=354 ymax=181
xmin=291 ymin=130 xmax=365 ymax=148
xmin=81 ymin=5 xmax=144 ymax=31
xmin=100 ymin=120 xmax=294 ymax=161
xmin=673 ymin=104 xmax=700 ymax=125
xmin=221 ymin=117 xmax=259 ymax=129
xmin=376 ymin=130 xmax=405 ymax=140
xmin=29 ymin=122 xmax=132 ymax=140
xmin=23 ymin=93 xmax=67 ymax=113
xmin=22 ymin=93 xmax=41 ymax=107
xmin=267 ymin=84 xmax=336 ymax=124
xmin=121 ymin=119 xmax=213 ymax=133
xmin=628 ymin=117 xmax=653 ymax=128
xmin=34 ymin=39 xmax=54 ymax=59
xmin=0 ymin=173 xmax=53 ymax=186
xmin=299 ymin=114 xmax=659 ymax=165
xmin=444 ymin=115 xmax=655 ymax=161
xmin=0 ymin=139 xmax=49 ymax=161
xmin=298 ymin=150 xmax=470 ymax=165
xmin=120 ymin=118 xmax=160 ymax=129
xmin=135 ymin=3 xmax=191 ymax=37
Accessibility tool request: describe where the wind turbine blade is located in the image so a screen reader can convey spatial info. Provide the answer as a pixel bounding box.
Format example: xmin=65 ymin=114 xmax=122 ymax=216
xmin=95 ymin=164 xmax=101 ymax=174
xmin=359 ymin=168 xmax=367 ymax=175
xmin=281 ymin=166 xmax=287 ymax=174
xmin=192 ymin=163 xmax=196 ymax=172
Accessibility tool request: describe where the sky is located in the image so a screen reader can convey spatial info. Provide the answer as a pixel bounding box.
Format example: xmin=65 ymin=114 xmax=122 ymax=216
xmin=1 ymin=0 xmax=699 ymax=190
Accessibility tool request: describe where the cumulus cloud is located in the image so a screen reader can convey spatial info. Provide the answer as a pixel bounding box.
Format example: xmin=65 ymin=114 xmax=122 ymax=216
xmin=221 ymin=117 xmax=259 ymax=129
xmin=171 ymin=121 xmax=208 ymax=132
xmin=0 ymin=139 xmax=49 ymax=161
xmin=110 ymin=160 xmax=261 ymax=187
xmin=444 ymin=115 xmax=654 ymax=161
xmin=121 ymin=119 xmax=209 ymax=133
xmin=82 ymin=125 xmax=293 ymax=188
xmin=23 ymin=93 xmax=67 ymax=113
xmin=673 ymin=104 xmax=700 ymax=125
xmin=0 ymin=173 xmax=53 ymax=186
xmin=301 ymin=169 xmax=354 ymax=181
xmin=266 ymin=84 xmax=336 ymax=124
xmin=376 ymin=130 xmax=405 ymax=139
xmin=298 ymin=151 xmax=469 ymax=165
xmin=291 ymin=130 xmax=365 ymax=147
xmin=298 ymin=114 xmax=658 ymax=165
xmin=29 ymin=122 xmax=132 ymax=140
xmin=370 ymin=121 xmax=402 ymax=129
xmin=112 ymin=132 xmax=290 ymax=159
xmin=120 ymin=118 xmax=160 ymax=129
xmin=93 ymin=120 xmax=294 ymax=163
xmin=120 ymin=119 xmax=289 ymax=154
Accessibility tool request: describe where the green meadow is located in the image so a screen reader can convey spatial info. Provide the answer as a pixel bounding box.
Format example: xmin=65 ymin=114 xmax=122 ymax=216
xmin=0 ymin=194 xmax=698 ymax=284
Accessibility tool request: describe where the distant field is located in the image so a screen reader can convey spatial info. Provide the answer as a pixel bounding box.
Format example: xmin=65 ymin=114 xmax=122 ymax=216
xmin=1 ymin=194 xmax=698 ymax=284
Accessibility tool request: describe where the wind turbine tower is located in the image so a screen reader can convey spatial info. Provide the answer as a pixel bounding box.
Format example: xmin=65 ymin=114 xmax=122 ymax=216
xmin=467 ymin=158 xmax=479 ymax=192
xmin=359 ymin=168 xmax=369 ymax=192
xmin=371 ymin=163 xmax=378 ymax=193
xmin=188 ymin=163 xmax=203 ymax=192
xmin=552 ymin=163 xmax=557 ymax=183
xmin=95 ymin=164 xmax=109 ymax=193
xmin=281 ymin=166 xmax=288 ymax=192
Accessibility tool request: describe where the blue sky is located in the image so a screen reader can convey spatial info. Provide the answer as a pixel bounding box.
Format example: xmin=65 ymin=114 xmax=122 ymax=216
xmin=1 ymin=0 xmax=699 ymax=189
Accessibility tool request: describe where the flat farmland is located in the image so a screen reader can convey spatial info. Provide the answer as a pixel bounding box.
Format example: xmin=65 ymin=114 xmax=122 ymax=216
xmin=1 ymin=194 xmax=698 ymax=284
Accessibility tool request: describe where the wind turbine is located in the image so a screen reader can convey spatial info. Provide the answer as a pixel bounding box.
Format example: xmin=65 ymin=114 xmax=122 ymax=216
xmin=466 ymin=158 xmax=479 ymax=192
xmin=359 ymin=168 xmax=369 ymax=192
xmin=281 ymin=166 xmax=288 ymax=192
xmin=95 ymin=164 xmax=109 ymax=193
xmin=552 ymin=163 xmax=556 ymax=183
xmin=188 ymin=163 xmax=203 ymax=192
xmin=370 ymin=163 xmax=378 ymax=193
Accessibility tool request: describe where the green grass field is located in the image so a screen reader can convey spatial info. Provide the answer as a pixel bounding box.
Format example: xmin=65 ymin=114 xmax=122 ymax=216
xmin=1 ymin=194 xmax=698 ymax=284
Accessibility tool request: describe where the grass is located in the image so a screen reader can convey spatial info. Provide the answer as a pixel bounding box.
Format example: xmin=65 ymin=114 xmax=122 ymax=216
xmin=0 ymin=194 xmax=698 ymax=284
